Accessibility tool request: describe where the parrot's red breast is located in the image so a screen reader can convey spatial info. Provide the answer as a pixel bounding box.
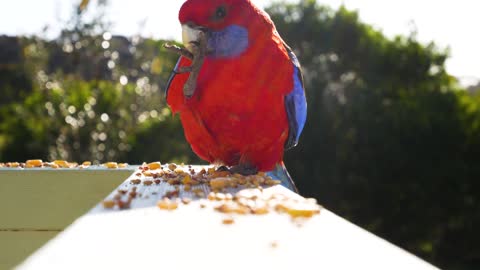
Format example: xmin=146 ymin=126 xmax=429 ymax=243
xmin=167 ymin=0 xmax=295 ymax=171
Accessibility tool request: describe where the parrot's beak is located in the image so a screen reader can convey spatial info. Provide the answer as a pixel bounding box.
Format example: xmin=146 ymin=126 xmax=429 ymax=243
xmin=182 ymin=24 xmax=206 ymax=53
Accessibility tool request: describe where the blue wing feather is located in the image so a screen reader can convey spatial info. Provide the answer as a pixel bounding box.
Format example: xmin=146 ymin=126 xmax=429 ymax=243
xmin=284 ymin=44 xmax=307 ymax=150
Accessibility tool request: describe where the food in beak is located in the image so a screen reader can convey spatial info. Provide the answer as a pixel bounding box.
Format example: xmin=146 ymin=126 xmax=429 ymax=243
xmin=182 ymin=24 xmax=204 ymax=53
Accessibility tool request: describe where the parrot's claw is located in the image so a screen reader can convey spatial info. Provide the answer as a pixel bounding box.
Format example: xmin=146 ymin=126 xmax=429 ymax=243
xmin=163 ymin=43 xmax=193 ymax=60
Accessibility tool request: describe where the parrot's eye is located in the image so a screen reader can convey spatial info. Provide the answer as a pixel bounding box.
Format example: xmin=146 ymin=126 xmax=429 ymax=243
xmin=214 ymin=6 xmax=227 ymax=20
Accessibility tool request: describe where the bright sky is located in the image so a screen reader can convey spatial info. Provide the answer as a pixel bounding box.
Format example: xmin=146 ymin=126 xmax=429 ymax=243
xmin=1 ymin=0 xmax=478 ymax=86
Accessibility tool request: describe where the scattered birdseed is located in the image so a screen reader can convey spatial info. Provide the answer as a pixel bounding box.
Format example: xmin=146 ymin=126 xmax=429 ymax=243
xmin=147 ymin=162 xmax=161 ymax=170
xmin=6 ymin=162 xmax=20 ymax=167
xmin=82 ymin=161 xmax=92 ymax=166
xmin=26 ymin=159 xmax=43 ymax=168
xmin=130 ymin=179 xmax=141 ymax=185
xmin=116 ymin=199 xmax=130 ymax=209
xmin=102 ymin=200 xmax=115 ymax=209
xmin=270 ymin=241 xmax=278 ymax=248
xmin=53 ymin=160 xmax=70 ymax=168
xmin=209 ymin=177 xmax=231 ymax=190
xmin=143 ymin=180 xmax=153 ymax=186
xmin=222 ymin=216 xmax=235 ymax=225
xmin=157 ymin=198 xmax=178 ymax=210
xmin=181 ymin=198 xmax=192 ymax=205
xmin=104 ymin=162 xmax=118 ymax=169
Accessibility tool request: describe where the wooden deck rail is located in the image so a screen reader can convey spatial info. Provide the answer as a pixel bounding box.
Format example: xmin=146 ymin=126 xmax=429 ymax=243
xmin=1 ymin=165 xmax=439 ymax=270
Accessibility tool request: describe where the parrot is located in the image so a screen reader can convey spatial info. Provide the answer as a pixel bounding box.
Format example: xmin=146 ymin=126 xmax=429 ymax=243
xmin=165 ymin=0 xmax=307 ymax=191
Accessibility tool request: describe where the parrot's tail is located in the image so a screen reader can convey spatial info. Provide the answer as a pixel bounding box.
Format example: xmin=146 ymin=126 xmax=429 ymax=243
xmin=266 ymin=162 xmax=298 ymax=193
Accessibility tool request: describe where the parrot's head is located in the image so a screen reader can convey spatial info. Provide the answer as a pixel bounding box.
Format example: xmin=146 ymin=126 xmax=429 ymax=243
xmin=178 ymin=0 xmax=273 ymax=58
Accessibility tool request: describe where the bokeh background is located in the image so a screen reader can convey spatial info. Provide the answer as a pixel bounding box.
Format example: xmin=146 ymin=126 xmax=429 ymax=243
xmin=1 ymin=0 xmax=479 ymax=269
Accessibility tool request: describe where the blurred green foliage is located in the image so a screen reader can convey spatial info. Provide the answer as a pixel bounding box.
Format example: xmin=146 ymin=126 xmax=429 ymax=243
xmin=0 ymin=1 xmax=199 ymax=164
xmin=0 ymin=0 xmax=479 ymax=269
xmin=267 ymin=1 xmax=480 ymax=269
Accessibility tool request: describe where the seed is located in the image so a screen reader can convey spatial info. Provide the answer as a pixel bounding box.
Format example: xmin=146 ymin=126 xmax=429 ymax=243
xmin=102 ymin=200 xmax=115 ymax=209
xmin=215 ymin=193 xmax=226 ymax=201
xmin=215 ymin=203 xmax=234 ymax=213
xmin=181 ymin=198 xmax=192 ymax=205
xmin=265 ymin=179 xmax=281 ymax=186
xmin=168 ymin=163 xmax=177 ymax=171
xmin=193 ymin=189 xmax=205 ymax=197
xmin=222 ymin=216 xmax=234 ymax=225
xmin=174 ymin=168 xmax=186 ymax=175
xmin=252 ymin=206 xmax=269 ymax=215
xmin=130 ymin=179 xmax=141 ymax=185
xmin=82 ymin=161 xmax=92 ymax=166
xmin=207 ymin=192 xmax=216 ymax=201
xmin=116 ymin=199 xmax=130 ymax=209
xmin=147 ymin=162 xmax=161 ymax=170
xmin=234 ymin=205 xmax=250 ymax=215
xmin=193 ymin=179 xmax=202 ymax=185
xmin=209 ymin=177 xmax=231 ymax=190
xmin=143 ymin=180 xmax=153 ymax=186
xmin=182 ymin=174 xmax=193 ymax=185
xmin=167 ymin=179 xmax=180 ymax=185
xmin=26 ymin=159 xmax=43 ymax=167
xmin=104 ymin=162 xmax=118 ymax=169
xmin=157 ymin=198 xmax=178 ymax=210
xmin=165 ymin=190 xmax=179 ymax=198
xmin=237 ymin=178 xmax=247 ymax=185
xmin=53 ymin=160 xmax=70 ymax=168
xmin=154 ymin=179 xmax=161 ymax=184
xmin=286 ymin=207 xmax=320 ymax=218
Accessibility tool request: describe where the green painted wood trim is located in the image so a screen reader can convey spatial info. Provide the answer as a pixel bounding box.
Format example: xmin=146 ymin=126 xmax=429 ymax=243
xmin=0 ymin=231 xmax=59 ymax=270
xmin=0 ymin=169 xmax=134 ymax=229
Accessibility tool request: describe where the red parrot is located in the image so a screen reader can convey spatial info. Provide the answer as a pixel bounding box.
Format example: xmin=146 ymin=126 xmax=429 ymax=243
xmin=165 ymin=0 xmax=307 ymax=191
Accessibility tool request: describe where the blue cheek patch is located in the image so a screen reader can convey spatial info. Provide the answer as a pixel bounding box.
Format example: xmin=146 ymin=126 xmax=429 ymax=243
xmin=207 ymin=25 xmax=249 ymax=58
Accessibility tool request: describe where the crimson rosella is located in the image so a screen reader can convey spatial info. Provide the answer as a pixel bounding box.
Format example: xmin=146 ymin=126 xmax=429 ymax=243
xmin=165 ymin=0 xmax=307 ymax=191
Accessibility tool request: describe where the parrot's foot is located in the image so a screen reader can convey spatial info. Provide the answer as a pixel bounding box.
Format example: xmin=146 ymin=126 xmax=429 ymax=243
xmin=229 ymin=164 xmax=258 ymax=176
xmin=163 ymin=32 xmax=207 ymax=99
